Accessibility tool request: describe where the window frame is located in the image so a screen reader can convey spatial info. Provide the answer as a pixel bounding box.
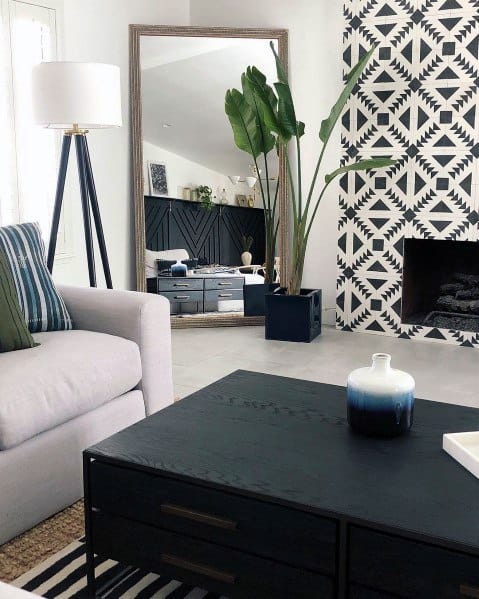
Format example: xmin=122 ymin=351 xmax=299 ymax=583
xmin=0 ymin=0 xmax=73 ymax=261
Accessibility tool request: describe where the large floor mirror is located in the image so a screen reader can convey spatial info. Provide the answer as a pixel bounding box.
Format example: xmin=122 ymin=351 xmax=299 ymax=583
xmin=130 ymin=25 xmax=289 ymax=328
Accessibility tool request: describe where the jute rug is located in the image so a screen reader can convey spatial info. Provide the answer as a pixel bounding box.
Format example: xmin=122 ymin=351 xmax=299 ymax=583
xmin=0 ymin=502 xmax=84 ymax=583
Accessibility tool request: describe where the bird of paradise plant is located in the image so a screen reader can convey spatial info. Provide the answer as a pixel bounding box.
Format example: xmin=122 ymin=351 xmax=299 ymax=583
xmin=225 ymin=71 xmax=279 ymax=283
xmin=225 ymin=44 xmax=394 ymax=295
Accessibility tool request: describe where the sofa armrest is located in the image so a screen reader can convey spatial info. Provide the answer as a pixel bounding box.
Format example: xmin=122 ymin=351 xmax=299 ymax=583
xmin=57 ymin=285 xmax=173 ymax=415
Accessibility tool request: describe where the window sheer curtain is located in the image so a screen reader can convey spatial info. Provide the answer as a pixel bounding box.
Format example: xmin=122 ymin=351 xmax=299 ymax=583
xmin=0 ymin=0 xmax=65 ymax=251
xmin=0 ymin=4 xmax=17 ymax=225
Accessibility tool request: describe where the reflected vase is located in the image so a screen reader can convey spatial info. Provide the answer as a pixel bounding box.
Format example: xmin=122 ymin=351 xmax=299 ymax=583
xmin=171 ymin=260 xmax=187 ymax=277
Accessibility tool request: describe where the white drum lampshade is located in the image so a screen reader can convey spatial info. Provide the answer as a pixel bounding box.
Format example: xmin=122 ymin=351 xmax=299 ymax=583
xmin=32 ymin=62 xmax=122 ymax=129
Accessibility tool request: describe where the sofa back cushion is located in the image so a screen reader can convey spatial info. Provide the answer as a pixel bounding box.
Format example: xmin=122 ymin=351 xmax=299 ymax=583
xmin=0 ymin=249 xmax=38 ymax=352
xmin=0 ymin=222 xmax=72 ymax=332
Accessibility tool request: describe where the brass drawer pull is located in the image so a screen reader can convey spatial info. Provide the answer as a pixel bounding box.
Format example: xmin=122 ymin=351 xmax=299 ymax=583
xmin=218 ymin=293 xmax=233 ymax=298
xmin=174 ymin=295 xmax=190 ymax=299
xmin=162 ymin=553 xmax=236 ymax=584
xmin=161 ymin=503 xmax=237 ymax=530
xmin=218 ymin=282 xmax=232 ymax=286
xmin=173 ymin=283 xmax=189 ymax=287
xmin=461 ymin=585 xmax=479 ymax=598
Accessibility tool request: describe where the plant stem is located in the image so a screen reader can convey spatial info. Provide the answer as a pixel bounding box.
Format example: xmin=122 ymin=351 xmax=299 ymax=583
xmin=288 ymin=237 xmax=306 ymax=295
xmin=296 ymin=136 xmax=302 ymax=218
xmin=264 ymin=152 xmax=271 ymax=213
xmin=302 ymin=142 xmax=327 ymax=225
xmin=253 ymin=155 xmax=267 ymax=210
xmin=284 ymin=148 xmax=297 ymax=226
xmin=264 ymin=151 xmax=279 ymax=283
xmin=251 ymin=154 xmax=278 ymax=283
xmin=287 ymin=175 xmax=334 ymax=296
xmin=272 ymin=174 xmax=280 ymax=217
xmin=264 ymin=218 xmax=275 ymax=284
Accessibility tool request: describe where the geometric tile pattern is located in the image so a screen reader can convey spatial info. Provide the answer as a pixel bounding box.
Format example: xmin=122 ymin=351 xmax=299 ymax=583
xmin=338 ymin=0 xmax=479 ymax=347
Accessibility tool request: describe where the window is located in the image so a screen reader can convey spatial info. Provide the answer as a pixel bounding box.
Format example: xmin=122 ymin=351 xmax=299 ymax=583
xmin=0 ymin=0 xmax=70 ymax=255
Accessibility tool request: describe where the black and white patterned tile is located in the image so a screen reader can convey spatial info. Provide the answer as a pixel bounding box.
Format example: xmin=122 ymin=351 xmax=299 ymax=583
xmin=339 ymin=0 xmax=479 ymax=347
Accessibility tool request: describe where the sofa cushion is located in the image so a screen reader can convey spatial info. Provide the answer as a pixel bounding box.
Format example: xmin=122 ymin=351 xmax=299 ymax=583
xmin=0 ymin=222 xmax=73 ymax=332
xmin=0 ymin=249 xmax=38 ymax=353
xmin=0 ymin=330 xmax=142 ymax=450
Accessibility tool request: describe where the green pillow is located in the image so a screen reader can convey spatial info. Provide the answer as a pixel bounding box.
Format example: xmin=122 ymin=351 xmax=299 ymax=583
xmin=0 ymin=249 xmax=38 ymax=352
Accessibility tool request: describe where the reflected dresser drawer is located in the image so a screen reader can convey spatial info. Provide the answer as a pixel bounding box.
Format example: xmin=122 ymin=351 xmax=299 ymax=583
xmin=204 ymin=277 xmax=244 ymax=290
xmin=157 ymin=278 xmax=203 ymax=291
xmin=159 ymin=290 xmax=203 ymax=304
xmin=205 ymin=289 xmax=243 ymax=303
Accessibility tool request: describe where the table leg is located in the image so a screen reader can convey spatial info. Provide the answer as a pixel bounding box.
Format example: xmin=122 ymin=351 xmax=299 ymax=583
xmin=83 ymin=454 xmax=97 ymax=597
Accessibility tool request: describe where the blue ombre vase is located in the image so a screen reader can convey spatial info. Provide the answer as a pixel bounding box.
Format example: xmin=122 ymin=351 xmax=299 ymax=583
xmin=171 ymin=260 xmax=187 ymax=277
xmin=347 ymin=353 xmax=415 ymax=437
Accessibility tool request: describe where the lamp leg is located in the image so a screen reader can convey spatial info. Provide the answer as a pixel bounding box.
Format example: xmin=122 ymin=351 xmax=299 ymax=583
xmin=75 ymin=135 xmax=97 ymax=287
xmin=47 ymin=134 xmax=71 ymax=273
xmin=81 ymin=136 xmax=113 ymax=289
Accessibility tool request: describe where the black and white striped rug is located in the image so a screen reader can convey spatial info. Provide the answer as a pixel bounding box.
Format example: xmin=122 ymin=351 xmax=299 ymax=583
xmin=13 ymin=538 xmax=228 ymax=599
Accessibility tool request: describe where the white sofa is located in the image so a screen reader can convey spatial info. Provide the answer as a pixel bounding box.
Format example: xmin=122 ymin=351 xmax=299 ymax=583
xmin=0 ymin=285 xmax=173 ymax=545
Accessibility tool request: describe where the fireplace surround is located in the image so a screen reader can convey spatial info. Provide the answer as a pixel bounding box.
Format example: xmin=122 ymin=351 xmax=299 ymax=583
xmin=338 ymin=0 xmax=479 ymax=348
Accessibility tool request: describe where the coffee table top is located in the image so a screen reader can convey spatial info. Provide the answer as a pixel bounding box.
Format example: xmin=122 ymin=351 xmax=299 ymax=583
xmin=87 ymin=370 xmax=479 ymax=553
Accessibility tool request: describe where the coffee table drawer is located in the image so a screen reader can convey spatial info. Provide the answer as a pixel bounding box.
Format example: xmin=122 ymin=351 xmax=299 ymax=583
xmin=350 ymin=526 xmax=479 ymax=598
xmin=90 ymin=462 xmax=336 ymax=575
xmin=349 ymin=585 xmax=397 ymax=599
xmin=92 ymin=511 xmax=334 ymax=599
xmin=157 ymin=278 xmax=203 ymax=291
xmin=205 ymin=277 xmax=244 ymax=290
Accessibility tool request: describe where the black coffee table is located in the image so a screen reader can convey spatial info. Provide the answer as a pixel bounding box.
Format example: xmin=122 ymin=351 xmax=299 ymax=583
xmin=83 ymin=370 xmax=479 ymax=599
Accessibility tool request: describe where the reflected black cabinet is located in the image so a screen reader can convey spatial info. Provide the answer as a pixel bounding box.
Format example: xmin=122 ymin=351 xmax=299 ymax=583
xmin=145 ymin=196 xmax=265 ymax=267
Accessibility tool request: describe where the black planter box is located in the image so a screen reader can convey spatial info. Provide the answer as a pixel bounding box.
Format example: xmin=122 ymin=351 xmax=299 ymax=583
xmin=243 ymin=282 xmax=278 ymax=317
xmin=265 ymin=288 xmax=322 ymax=342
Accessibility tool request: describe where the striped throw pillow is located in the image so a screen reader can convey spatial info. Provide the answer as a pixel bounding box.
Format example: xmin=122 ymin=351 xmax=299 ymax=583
xmin=0 ymin=248 xmax=39 ymax=352
xmin=0 ymin=222 xmax=72 ymax=332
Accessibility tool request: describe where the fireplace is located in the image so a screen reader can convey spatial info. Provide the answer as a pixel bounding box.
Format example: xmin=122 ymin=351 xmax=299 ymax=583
xmin=402 ymin=239 xmax=479 ymax=333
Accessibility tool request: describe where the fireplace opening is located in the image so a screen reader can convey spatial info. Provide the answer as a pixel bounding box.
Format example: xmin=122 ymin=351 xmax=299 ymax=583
xmin=401 ymin=239 xmax=479 ymax=333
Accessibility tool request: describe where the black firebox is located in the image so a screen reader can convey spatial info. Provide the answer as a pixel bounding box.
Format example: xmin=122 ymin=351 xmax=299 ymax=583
xmin=401 ymin=239 xmax=479 ymax=333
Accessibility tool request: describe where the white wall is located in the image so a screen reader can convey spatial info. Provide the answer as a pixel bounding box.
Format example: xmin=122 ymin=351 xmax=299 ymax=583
xmin=143 ymin=140 xmax=254 ymax=206
xmin=190 ymin=0 xmax=344 ymax=324
xmin=53 ymin=0 xmax=190 ymax=289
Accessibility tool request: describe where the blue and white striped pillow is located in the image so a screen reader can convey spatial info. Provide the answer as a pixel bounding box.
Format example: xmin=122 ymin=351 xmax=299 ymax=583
xmin=0 ymin=222 xmax=72 ymax=332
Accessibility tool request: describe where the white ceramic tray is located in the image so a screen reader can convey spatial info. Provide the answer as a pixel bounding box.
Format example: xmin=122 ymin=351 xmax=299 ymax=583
xmin=443 ymin=431 xmax=479 ymax=480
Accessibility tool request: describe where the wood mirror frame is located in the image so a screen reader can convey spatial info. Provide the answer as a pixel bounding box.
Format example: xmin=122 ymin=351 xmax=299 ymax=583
xmin=130 ymin=25 xmax=289 ymax=328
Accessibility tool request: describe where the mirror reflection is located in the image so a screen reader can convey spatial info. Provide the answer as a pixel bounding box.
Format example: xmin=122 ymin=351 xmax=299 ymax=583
xmin=140 ymin=35 xmax=281 ymax=323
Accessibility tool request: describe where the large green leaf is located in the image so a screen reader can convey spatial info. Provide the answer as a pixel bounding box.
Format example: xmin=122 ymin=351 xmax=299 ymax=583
xmin=274 ymin=82 xmax=305 ymax=141
xmin=319 ymin=45 xmax=376 ymax=145
xmin=325 ymin=157 xmax=396 ymax=184
xmin=241 ymin=72 xmax=276 ymax=154
xmin=269 ymin=42 xmax=304 ymax=141
xmin=270 ymin=40 xmax=288 ymax=84
xmin=225 ymin=88 xmax=262 ymax=158
xmin=244 ymin=66 xmax=280 ymax=135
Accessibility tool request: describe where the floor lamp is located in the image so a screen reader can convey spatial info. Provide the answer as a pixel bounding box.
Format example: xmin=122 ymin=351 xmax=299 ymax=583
xmin=32 ymin=62 xmax=122 ymax=288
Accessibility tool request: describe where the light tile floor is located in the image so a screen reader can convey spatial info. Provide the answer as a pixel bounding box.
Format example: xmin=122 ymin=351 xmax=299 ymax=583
xmin=172 ymin=325 xmax=479 ymax=408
